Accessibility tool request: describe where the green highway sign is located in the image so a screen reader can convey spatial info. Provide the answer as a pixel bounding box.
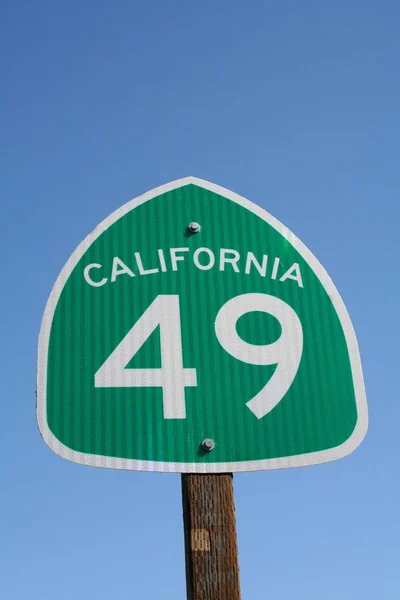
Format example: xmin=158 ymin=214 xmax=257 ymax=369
xmin=37 ymin=177 xmax=368 ymax=472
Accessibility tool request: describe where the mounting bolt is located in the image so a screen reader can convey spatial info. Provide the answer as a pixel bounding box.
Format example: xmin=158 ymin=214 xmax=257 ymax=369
xmin=188 ymin=222 xmax=201 ymax=233
xmin=201 ymin=438 xmax=215 ymax=452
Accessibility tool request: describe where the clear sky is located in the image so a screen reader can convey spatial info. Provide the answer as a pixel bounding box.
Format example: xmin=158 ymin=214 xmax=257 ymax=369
xmin=1 ymin=1 xmax=399 ymax=598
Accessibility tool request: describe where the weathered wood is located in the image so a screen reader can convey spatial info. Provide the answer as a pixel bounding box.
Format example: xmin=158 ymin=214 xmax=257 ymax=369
xmin=181 ymin=474 xmax=241 ymax=600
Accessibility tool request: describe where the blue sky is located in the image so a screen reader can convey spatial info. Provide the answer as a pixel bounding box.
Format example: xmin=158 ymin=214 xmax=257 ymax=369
xmin=1 ymin=1 xmax=399 ymax=598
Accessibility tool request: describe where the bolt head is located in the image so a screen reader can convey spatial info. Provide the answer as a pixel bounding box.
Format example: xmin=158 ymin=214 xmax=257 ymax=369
xmin=188 ymin=222 xmax=200 ymax=233
xmin=201 ymin=438 xmax=215 ymax=452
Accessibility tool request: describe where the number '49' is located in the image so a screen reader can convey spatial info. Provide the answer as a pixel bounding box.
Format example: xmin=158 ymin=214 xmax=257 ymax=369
xmin=95 ymin=294 xmax=303 ymax=420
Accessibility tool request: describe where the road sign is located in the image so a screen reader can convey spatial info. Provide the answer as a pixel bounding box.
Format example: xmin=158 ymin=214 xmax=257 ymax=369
xmin=37 ymin=177 xmax=368 ymax=472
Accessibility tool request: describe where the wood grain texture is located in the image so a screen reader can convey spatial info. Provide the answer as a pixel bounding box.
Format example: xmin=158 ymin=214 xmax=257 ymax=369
xmin=181 ymin=474 xmax=241 ymax=600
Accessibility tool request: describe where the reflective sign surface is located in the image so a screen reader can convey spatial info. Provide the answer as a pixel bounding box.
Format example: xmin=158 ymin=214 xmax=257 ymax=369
xmin=37 ymin=177 xmax=368 ymax=472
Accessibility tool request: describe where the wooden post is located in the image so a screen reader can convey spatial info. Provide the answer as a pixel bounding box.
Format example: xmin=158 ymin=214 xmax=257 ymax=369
xmin=181 ymin=473 xmax=241 ymax=600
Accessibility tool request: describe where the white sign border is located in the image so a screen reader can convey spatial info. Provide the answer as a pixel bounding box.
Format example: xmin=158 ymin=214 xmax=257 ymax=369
xmin=37 ymin=177 xmax=368 ymax=473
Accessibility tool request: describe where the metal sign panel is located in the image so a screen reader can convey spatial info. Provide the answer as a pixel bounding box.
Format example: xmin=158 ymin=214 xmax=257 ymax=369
xmin=37 ymin=177 xmax=368 ymax=472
